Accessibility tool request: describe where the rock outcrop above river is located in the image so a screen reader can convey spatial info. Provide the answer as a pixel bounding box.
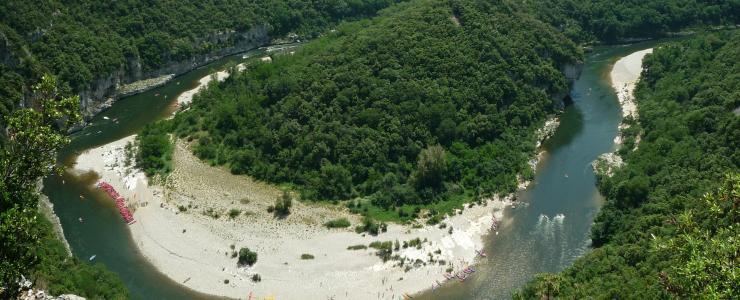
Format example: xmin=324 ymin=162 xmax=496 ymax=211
xmin=76 ymin=26 xmax=269 ymax=123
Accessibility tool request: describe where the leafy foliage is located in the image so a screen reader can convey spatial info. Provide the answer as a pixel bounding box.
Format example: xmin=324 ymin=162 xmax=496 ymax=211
xmin=521 ymin=0 xmax=740 ymax=43
xmin=238 ymin=247 xmax=258 ymax=267
xmin=167 ymin=0 xmax=581 ymax=210
xmin=273 ymin=191 xmax=293 ymax=216
xmin=0 ymin=0 xmax=404 ymax=92
xmin=517 ymin=32 xmax=740 ymax=299
xmin=324 ymin=218 xmax=351 ymax=228
xmin=0 ymin=75 xmax=125 ymax=298
xmin=135 ymin=122 xmax=173 ymax=177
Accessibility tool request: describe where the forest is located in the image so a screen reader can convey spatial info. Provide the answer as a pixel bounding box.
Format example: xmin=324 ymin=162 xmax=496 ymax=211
xmin=155 ymin=0 xmax=581 ymax=218
xmin=0 ymin=0 xmax=404 ymax=124
xmin=1 ymin=0 xmax=738 ymax=298
xmin=520 ymin=0 xmax=740 ymax=43
xmin=516 ymin=32 xmax=739 ymax=298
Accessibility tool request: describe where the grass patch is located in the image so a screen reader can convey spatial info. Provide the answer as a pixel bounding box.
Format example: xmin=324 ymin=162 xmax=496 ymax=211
xmin=347 ymin=190 xmax=476 ymax=223
xmin=324 ymin=217 xmax=351 ymax=228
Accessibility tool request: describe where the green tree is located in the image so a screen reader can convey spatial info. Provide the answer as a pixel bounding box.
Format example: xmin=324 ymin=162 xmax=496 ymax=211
xmin=237 ymin=247 xmax=258 ymax=266
xmin=0 ymin=75 xmax=81 ymax=297
xmin=413 ymin=145 xmax=447 ymax=191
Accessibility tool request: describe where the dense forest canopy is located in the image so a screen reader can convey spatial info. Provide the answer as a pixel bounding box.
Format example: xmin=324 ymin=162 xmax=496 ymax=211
xmin=0 ymin=0 xmax=404 ymax=121
xmin=1 ymin=0 xmax=738 ymax=298
xmin=156 ymin=0 xmax=581 ymax=213
xmin=520 ymin=0 xmax=740 ymax=43
xmin=517 ymin=31 xmax=740 ymax=298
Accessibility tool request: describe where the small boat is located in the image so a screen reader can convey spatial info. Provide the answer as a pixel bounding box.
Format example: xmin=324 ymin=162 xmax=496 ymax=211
xmin=103 ymin=116 xmax=110 ymax=120
xmin=89 ymin=255 xmax=96 ymax=261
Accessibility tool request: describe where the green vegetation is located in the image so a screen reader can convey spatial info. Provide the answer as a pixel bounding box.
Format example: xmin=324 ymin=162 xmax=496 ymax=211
xmin=31 ymin=216 xmax=128 ymax=298
xmin=522 ymin=0 xmax=740 ymax=43
xmin=347 ymin=244 xmax=368 ymax=250
xmin=267 ymin=191 xmax=293 ymax=216
xmin=166 ymin=0 xmax=581 ymax=214
xmin=0 ymin=75 xmax=126 ymax=298
xmin=0 ymin=0 xmax=404 ymax=95
xmin=228 ymin=208 xmax=241 ymax=219
xmin=355 ymin=217 xmax=388 ymax=235
xmin=237 ymin=247 xmax=258 ymax=267
xmin=324 ymin=218 xmax=351 ymax=228
xmin=135 ymin=122 xmax=173 ymax=177
xmin=517 ymin=32 xmax=739 ymax=299
xmin=300 ymin=254 xmax=315 ymax=260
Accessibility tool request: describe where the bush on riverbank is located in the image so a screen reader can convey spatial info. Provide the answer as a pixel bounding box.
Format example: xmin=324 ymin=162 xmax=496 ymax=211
xmin=324 ymin=218 xmax=351 ymax=228
xmin=237 ymin=247 xmax=257 ymax=267
xmin=136 ymin=122 xmax=173 ymax=177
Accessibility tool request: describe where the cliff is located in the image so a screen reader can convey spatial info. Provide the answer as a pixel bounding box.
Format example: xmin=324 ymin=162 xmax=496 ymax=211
xmin=76 ymin=25 xmax=269 ymax=122
xmin=551 ymin=61 xmax=584 ymax=109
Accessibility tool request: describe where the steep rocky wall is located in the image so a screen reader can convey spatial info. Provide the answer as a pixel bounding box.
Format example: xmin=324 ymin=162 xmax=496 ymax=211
xmin=77 ymin=25 xmax=270 ymax=119
xmin=551 ymin=61 xmax=584 ymax=109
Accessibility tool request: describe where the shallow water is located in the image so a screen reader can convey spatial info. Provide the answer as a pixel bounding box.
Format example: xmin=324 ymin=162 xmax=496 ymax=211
xmin=42 ymin=42 xmax=658 ymax=299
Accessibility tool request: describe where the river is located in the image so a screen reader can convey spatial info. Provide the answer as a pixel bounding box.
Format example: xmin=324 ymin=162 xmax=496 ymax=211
xmin=42 ymin=42 xmax=657 ymax=299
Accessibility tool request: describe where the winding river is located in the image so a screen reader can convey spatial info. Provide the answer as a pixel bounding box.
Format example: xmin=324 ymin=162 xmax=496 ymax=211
xmin=43 ymin=42 xmax=658 ymax=299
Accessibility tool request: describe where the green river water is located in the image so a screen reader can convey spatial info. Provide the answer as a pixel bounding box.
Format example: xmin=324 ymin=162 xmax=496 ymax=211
xmin=42 ymin=42 xmax=658 ymax=299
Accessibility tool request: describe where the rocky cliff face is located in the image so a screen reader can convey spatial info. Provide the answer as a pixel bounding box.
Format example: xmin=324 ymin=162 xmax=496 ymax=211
xmin=77 ymin=25 xmax=269 ymax=119
xmin=551 ymin=61 xmax=584 ymax=109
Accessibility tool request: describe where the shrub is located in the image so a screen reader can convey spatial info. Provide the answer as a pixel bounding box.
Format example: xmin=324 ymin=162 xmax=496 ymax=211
xmin=324 ymin=218 xmax=351 ymax=228
xmin=274 ymin=191 xmax=292 ymax=216
xmin=355 ymin=217 xmax=379 ymax=235
xmin=238 ymin=247 xmax=258 ymax=266
xmin=228 ymin=208 xmax=240 ymax=219
xmin=300 ymin=254 xmax=315 ymax=260
xmin=251 ymin=274 xmax=261 ymax=282
xmin=347 ymin=244 xmax=367 ymax=250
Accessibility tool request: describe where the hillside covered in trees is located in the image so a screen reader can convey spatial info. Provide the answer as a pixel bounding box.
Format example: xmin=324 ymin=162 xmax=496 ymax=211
xmin=521 ymin=0 xmax=740 ymax=43
xmin=1 ymin=0 xmax=738 ymax=298
xmin=155 ymin=0 xmax=581 ymax=215
xmin=0 ymin=0 xmax=404 ymax=123
xmin=517 ymin=32 xmax=739 ymax=298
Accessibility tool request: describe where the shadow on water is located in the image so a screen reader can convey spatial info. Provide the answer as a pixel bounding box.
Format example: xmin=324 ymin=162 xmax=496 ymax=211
xmin=416 ymin=41 xmax=665 ymax=300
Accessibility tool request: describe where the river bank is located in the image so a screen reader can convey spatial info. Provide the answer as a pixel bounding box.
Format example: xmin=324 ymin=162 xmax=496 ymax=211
xmin=64 ymin=53 xmax=583 ymax=299
xmin=73 ymin=135 xmax=512 ymax=299
xmin=593 ymin=48 xmax=653 ymax=176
